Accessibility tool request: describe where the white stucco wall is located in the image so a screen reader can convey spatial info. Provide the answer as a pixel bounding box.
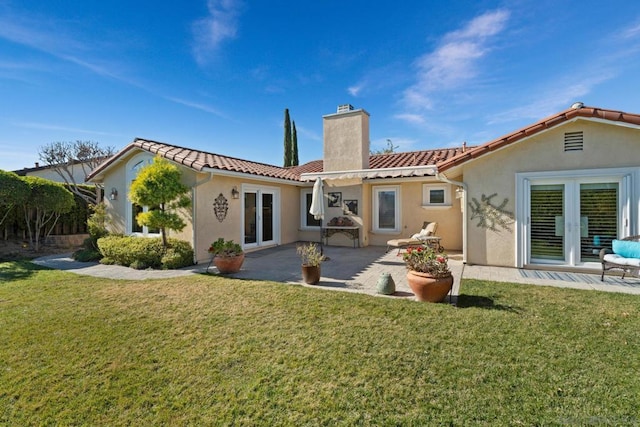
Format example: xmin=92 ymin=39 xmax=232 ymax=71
xmin=461 ymin=119 xmax=640 ymax=267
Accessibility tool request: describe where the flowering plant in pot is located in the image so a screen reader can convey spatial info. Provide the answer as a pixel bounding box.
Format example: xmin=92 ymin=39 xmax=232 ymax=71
xmin=208 ymin=238 xmax=244 ymax=274
xmin=296 ymin=242 xmax=323 ymax=285
xmin=403 ymin=245 xmax=452 ymax=302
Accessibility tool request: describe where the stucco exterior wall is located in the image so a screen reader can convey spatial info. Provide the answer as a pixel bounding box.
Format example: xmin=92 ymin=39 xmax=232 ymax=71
xmin=462 ymin=119 xmax=640 ymax=267
xmin=364 ymin=179 xmax=463 ymax=250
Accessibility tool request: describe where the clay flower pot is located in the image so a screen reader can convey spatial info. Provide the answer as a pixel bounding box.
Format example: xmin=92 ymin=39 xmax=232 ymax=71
xmin=301 ymin=264 xmax=321 ymax=285
xmin=406 ymin=270 xmax=453 ymax=302
xmin=214 ymin=253 xmax=245 ymax=274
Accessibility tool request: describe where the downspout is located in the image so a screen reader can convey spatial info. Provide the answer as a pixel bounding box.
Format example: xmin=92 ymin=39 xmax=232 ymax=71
xmin=192 ymin=172 xmax=214 ymax=264
xmin=436 ymin=172 xmax=468 ymax=264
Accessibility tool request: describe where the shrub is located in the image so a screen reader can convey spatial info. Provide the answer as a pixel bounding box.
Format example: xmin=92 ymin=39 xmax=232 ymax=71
xmin=97 ymin=235 xmax=193 ymax=269
xmin=162 ymin=240 xmax=195 ymax=269
xmin=73 ymin=248 xmax=102 ymax=262
xmin=72 ymin=203 xmax=110 ymax=262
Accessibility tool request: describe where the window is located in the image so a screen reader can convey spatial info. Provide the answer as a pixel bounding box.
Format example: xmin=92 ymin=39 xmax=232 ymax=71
xmin=126 ymin=155 xmax=159 ymax=236
xmin=300 ymin=189 xmax=321 ymax=229
xmin=423 ymin=184 xmax=451 ymax=207
xmin=373 ymin=186 xmax=400 ymax=233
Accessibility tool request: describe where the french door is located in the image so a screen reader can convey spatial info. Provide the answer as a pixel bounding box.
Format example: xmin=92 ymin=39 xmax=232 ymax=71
xmin=524 ymin=174 xmax=629 ymax=267
xmin=243 ymin=185 xmax=279 ymax=249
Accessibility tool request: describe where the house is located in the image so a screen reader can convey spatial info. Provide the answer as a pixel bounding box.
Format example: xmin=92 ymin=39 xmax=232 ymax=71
xmin=13 ymin=161 xmax=91 ymax=184
xmin=87 ymin=103 xmax=640 ymax=273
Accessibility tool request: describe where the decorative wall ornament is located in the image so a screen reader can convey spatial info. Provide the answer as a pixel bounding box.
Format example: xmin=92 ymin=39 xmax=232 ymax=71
xmin=213 ymin=193 xmax=229 ymax=222
xmin=469 ymin=193 xmax=514 ymax=232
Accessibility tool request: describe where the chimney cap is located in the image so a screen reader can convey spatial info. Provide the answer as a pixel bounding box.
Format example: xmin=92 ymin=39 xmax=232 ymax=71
xmin=337 ymin=104 xmax=354 ymax=113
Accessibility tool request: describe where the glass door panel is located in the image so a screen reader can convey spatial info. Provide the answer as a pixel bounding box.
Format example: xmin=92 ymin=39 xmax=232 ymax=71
xmin=530 ymin=184 xmax=565 ymax=262
xmin=244 ymin=192 xmax=257 ymax=245
xmin=261 ymin=193 xmax=274 ymax=243
xmin=579 ymin=183 xmax=618 ymax=262
xmin=378 ymin=190 xmax=396 ymax=230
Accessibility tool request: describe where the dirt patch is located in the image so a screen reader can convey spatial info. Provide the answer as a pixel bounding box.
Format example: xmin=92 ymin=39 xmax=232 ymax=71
xmin=0 ymin=239 xmax=79 ymax=261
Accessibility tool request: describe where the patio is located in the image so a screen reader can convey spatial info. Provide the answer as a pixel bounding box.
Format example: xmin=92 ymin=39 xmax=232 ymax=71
xmin=33 ymin=243 xmax=640 ymax=298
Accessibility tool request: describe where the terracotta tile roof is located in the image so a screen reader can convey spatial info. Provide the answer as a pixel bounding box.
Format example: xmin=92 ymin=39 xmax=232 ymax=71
xmin=370 ymin=147 xmax=465 ymax=169
xmin=88 ymin=138 xmax=303 ymax=182
xmin=89 ymin=138 xmax=470 ymax=183
xmin=438 ymin=105 xmax=640 ymax=172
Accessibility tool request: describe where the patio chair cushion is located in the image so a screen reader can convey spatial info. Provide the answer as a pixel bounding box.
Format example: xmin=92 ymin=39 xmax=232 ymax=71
xmin=410 ymin=222 xmax=437 ymax=241
xmin=612 ymin=239 xmax=640 ymax=259
xmin=603 ymin=253 xmax=640 ymax=268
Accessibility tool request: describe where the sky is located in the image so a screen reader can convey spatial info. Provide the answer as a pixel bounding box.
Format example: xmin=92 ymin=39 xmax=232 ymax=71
xmin=2 ymin=0 xmax=640 ymax=172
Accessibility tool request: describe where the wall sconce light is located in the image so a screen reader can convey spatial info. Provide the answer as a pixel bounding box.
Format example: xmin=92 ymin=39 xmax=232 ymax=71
xmin=455 ymin=187 xmax=464 ymax=199
xmin=109 ymin=188 xmax=118 ymax=201
xmin=231 ymin=186 xmax=240 ymax=199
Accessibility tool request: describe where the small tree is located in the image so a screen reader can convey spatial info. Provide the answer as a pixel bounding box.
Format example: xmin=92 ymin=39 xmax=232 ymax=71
xmin=0 ymin=170 xmax=29 ymax=227
xmin=38 ymin=140 xmax=114 ymax=205
xmin=21 ymin=176 xmax=75 ymax=251
xmin=371 ymin=139 xmax=399 ymax=155
xmin=291 ymin=120 xmax=299 ymax=166
xmin=128 ymin=157 xmax=191 ymax=249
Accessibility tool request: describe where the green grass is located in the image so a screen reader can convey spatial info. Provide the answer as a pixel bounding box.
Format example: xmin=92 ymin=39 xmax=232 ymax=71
xmin=1 ymin=260 xmax=639 ymax=425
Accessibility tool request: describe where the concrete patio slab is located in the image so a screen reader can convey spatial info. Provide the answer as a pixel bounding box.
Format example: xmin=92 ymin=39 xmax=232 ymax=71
xmin=32 ymin=243 xmax=640 ymax=299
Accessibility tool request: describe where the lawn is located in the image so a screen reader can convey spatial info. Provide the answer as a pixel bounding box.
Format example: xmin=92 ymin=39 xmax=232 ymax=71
xmin=1 ymin=260 xmax=639 ymax=425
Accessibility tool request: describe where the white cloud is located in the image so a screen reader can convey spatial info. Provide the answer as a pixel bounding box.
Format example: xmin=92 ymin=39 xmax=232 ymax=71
xmin=401 ymin=9 xmax=510 ymax=111
xmin=163 ymin=96 xmax=229 ymax=119
xmin=295 ymin=125 xmax=322 ymax=142
xmin=192 ymin=0 xmax=243 ymax=64
xmin=620 ymin=21 xmax=640 ymax=39
xmin=393 ymin=113 xmax=425 ymax=125
xmin=488 ymin=72 xmax=615 ymax=125
xmin=13 ymin=121 xmax=119 ymax=137
xmin=348 ymin=84 xmax=363 ymax=97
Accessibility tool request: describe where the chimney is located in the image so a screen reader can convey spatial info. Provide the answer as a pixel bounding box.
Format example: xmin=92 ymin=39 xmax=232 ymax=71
xmin=35 ymin=162 xmax=39 ymax=168
xmin=322 ymin=105 xmax=370 ymax=172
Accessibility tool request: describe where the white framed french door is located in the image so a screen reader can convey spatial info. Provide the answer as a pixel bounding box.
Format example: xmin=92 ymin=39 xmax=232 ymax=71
xmin=242 ymin=185 xmax=279 ymax=249
xmin=517 ymin=169 xmax=633 ymax=268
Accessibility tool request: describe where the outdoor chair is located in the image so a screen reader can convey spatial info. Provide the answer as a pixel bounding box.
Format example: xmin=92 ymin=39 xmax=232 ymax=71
xmin=600 ymin=235 xmax=640 ymax=281
xmin=386 ymin=222 xmax=443 ymax=254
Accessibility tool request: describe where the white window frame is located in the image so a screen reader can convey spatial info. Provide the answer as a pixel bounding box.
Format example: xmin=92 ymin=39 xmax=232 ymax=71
xmin=422 ymin=183 xmax=451 ymax=208
xmin=372 ymin=185 xmax=401 ymax=233
xmin=300 ymin=188 xmax=321 ymax=230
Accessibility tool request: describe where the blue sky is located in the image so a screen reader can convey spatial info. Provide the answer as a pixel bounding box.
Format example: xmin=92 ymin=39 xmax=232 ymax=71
xmin=2 ymin=0 xmax=640 ymax=172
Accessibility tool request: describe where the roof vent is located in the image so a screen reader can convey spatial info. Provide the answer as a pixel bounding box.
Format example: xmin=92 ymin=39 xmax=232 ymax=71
xmin=564 ymin=131 xmax=584 ymax=152
xmin=337 ymin=104 xmax=354 ymax=113
xmin=570 ymin=101 xmax=584 ymax=110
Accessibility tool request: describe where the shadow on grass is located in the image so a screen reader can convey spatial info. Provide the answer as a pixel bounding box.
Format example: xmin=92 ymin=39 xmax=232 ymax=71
xmin=0 ymin=260 xmax=49 ymax=282
xmin=456 ymin=294 xmax=521 ymax=312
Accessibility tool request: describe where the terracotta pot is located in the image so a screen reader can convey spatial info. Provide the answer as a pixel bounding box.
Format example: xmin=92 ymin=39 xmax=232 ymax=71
xmin=213 ymin=254 xmax=245 ymax=274
xmin=301 ymin=264 xmax=321 ymax=285
xmin=406 ymin=270 xmax=453 ymax=302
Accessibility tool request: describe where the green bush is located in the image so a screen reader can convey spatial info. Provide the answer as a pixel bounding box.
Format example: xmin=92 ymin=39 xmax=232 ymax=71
xmin=97 ymin=236 xmax=193 ymax=269
xmin=72 ymin=248 xmax=102 ymax=262
xmin=161 ymin=240 xmax=194 ymax=270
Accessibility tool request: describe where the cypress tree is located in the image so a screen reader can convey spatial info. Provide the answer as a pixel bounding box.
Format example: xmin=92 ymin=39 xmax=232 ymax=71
xmin=291 ymin=120 xmax=299 ymax=166
xmin=283 ymin=108 xmax=292 ymax=167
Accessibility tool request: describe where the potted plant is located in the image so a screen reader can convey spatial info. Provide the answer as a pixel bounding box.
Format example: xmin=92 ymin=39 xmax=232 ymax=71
xmin=296 ymin=242 xmax=323 ymax=285
xmin=403 ymin=245 xmax=453 ymax=302
xmin=208 ymin=238 xmax=245 ymax=274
